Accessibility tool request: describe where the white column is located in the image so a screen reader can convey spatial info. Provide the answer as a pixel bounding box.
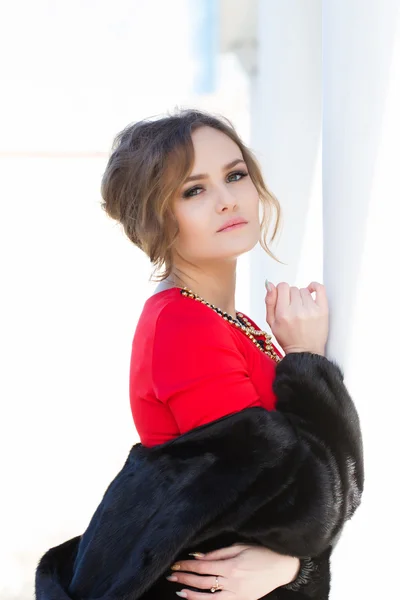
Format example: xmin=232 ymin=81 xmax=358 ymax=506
xmin=250 ymin=0 xmax=322 ymax=329
xmin=323 ymin=1 xmax=400 ymax=597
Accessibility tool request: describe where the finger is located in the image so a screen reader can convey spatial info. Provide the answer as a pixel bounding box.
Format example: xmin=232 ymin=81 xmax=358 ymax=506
xmin=172 ymin=559 xmax=226 ymax=577
xmin=299 ymin=288 xmax=316 ymax=308
xmin=275 ymin=282 xmax=290 ymax=314
xmin=176 ymin=590 xmax=233 ymax=600
xmin=265 ymin=282 xmax=277 ymax=327
xmin=194 ymin=544 xmax=247 ymax=561
xmin=289 ymin=287 xmax=302 ymax=305
xmin=168 ymin=572 xmax=228 ymax=591
xmin=307 ymin=282 xmax=329 ymax=311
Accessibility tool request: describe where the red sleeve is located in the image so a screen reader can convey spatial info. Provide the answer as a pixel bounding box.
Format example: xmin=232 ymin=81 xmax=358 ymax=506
xmin=152 ymin=298 xmax=262 ymax=435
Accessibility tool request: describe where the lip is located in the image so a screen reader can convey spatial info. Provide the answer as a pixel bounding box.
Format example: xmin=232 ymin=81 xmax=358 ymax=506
xmin=217 ymin=217 xmax=248 ymax=232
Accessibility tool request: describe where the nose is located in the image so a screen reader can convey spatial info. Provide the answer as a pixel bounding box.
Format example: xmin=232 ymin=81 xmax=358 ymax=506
xmin=215 ymin=184 xmax=237 ymax=213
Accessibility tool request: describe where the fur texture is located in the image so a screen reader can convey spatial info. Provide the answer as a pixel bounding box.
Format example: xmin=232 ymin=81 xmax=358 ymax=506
xmin=35 ymin=352 xmax=364 ymax=599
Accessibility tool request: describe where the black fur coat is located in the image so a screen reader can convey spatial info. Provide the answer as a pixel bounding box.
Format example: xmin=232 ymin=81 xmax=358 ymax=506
xmin=35 ymin=352 xmax=364 ymax=600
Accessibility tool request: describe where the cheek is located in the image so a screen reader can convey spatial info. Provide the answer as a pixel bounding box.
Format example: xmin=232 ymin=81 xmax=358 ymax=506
xmin=249 ymin=190 xmax=261 ymax=220
xmin=174 ymin=203 xmax=209 ymax=244
xmin=242 ymin=181 xmax=260 ymax=209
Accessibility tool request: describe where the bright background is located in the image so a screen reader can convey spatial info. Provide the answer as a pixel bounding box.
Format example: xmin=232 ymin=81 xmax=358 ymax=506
xmin=1 ymin=1 xmax=399 ymax=598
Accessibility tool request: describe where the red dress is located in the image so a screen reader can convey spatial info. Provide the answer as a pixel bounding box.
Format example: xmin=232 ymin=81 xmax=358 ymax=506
xmin=129 ymin=288 xmax=283 ymax=447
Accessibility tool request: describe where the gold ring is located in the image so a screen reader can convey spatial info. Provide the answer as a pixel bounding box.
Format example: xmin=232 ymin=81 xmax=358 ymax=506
xmin=210 ymin=576 xmax=221 ymax=592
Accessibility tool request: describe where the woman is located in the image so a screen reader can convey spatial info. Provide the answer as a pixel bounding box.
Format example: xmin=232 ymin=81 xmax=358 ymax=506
xmin=35 ymin=109 xmax=363 ymax=600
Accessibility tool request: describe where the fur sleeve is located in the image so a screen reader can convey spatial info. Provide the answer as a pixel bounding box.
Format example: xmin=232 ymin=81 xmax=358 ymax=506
xmin=35 ymin=354 xmax=363 ymax=600
xmin=227 ymin=351 xmax=363 ymax=557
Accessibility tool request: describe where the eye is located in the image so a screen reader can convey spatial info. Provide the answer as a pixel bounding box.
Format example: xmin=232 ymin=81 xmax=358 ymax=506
xmin=182 ymin=171 xmax=249 ymax=199
xmin=227 ymin=170 xmax=248 ymax=182
xmin=183 ymin=186 xmax=202 ymax=199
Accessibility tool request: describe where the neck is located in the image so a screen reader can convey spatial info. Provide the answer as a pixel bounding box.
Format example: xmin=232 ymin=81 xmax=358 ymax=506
xmin=169 ymin=260 xmax=237 ymax=318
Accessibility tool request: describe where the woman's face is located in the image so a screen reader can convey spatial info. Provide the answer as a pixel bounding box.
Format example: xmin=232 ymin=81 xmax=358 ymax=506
xmin=171 ymin=126 xmax=261 ymax=265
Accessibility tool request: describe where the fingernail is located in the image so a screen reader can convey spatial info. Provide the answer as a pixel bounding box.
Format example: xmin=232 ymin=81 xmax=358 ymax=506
xmin=176 ymin=592 xmax=187 ymax=598
xmin=265 ymin=278 xmax=272 ymax=292
xmin=171 ymin=563 xmax=181 ymax=571
xmin=166 ymin=575 xmax=178 ymax=581
xmin=188 ymin=552 xmax=205 ymax=558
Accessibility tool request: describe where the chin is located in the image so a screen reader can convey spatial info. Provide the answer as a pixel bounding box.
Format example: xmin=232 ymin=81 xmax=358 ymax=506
xmin=220 ymin=235 xmax=260 ymax=260
xmin=188 ymin=232 xmax=260 ymax=263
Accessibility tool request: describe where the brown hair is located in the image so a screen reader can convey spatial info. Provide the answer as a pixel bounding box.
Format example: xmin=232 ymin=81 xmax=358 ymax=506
xmin=100 ymin=108 xmax=282 ymax=281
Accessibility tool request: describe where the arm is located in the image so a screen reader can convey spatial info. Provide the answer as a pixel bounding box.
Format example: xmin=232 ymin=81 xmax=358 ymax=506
xmin=154 ymin=299 xmax=363 ymax=556
xmin=219 ymin=351 xmax=363 ymax=558
xmin=55 ymin=307 xmax=362 ymax=600
xmin=154 ymin=302 xmax=363 ymax=557
xmin=152 ymin=299 xmax=269 ymax=433
xmin=153 ymin=302 xmax=352 ymax=594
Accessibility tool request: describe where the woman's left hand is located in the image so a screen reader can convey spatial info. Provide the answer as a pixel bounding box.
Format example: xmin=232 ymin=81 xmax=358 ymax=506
xmin=167 ymin=543 xmax=300 ymax=600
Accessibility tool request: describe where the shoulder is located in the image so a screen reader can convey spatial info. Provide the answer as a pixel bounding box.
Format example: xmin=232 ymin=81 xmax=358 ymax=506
xmin=154 ymin=289 xmax=234 ymax=340
xmin=151 ymin=291 xmax=251 ymax=400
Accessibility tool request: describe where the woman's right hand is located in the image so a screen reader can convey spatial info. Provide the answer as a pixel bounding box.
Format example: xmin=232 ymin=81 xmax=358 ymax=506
xmin=265 ymin=281 xmax=329 ymax=356
xmin=167 ymin=543 xmax=300 ymax=599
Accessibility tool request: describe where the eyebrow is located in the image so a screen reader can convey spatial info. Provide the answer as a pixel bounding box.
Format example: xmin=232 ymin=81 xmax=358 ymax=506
xmin=184 ymin=158 xmax=246 ymax=183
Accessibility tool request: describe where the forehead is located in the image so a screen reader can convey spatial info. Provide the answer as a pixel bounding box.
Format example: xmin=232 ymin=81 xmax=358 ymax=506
xmin=190 ymin=126 xmax=242 ymax=165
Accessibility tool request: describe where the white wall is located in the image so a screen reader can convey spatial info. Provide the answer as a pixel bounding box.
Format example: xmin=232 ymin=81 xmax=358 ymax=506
xmin=250 ymin=0 xmax=323 ymax=337
xmin=251 ymin=0 xmax=400 ymax=596
xmin=322 ymin=1 xmax=400 ymax=597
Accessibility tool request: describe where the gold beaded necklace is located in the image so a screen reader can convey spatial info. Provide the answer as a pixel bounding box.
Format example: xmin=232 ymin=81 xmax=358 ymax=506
xmin=180 ymin=287 xmax=281 ymax=363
